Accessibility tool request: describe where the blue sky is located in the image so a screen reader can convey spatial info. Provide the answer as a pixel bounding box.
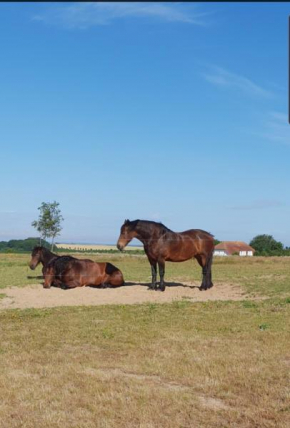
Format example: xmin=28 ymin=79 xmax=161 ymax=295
xmin=0 ymin=2 xmax=290 ymax=245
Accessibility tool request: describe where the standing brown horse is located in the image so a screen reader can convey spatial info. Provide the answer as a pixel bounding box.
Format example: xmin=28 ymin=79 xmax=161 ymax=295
xmin=117 ymin=219 xmax=214 ymax=292
xmin=43 ymin=256 xmax=124 ymax=289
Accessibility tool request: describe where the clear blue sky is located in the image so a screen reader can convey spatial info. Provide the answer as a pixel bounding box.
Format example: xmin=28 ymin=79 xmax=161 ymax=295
xmin=0 ymin=2 xmax=290 ymax=245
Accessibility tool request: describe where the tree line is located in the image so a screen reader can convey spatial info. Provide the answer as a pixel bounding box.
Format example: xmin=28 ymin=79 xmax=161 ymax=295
xmin=0 ymin=238 xmax=50 ymax=253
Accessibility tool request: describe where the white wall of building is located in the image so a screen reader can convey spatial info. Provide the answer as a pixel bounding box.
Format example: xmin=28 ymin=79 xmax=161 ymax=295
xmin=214 ymin=250 xmax=227 ymax=256
xmin=214 ymin=249 xmax=254 ymax=256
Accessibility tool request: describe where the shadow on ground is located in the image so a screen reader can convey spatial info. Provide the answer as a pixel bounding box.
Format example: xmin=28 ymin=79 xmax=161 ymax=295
xmin=123 ymin=281 xmax=201 ymax=290
xmin=26 ymin=278 xmax=201 ymax=291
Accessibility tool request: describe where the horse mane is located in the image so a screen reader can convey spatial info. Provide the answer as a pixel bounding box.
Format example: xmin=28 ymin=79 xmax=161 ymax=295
xmin=48 ymin=255 xmax=76 ymax=276
xmin=125 ymin=220 xmax=213 ymax=238
xmin=32 ymin=246 xmax=56 ymax=256
xmin=129 ymin=219 xmax=172 ymax=234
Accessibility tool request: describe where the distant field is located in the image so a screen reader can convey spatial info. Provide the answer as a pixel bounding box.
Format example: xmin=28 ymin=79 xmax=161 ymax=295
xmin=55 ymin=243 xmax=143 ymax=251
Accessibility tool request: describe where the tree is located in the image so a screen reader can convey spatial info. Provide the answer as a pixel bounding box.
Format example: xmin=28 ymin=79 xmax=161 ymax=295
xmin=249 ymin=234 xmax=283 ymax=255
xmin=32 ymin=201 xmax=64 ymax=251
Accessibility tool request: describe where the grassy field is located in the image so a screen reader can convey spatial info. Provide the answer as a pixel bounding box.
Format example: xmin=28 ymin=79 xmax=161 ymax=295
xmin=0 ymin=253 xmax=289 ymax=427
xmin=0 ymin=252 xmax=289 ymax=297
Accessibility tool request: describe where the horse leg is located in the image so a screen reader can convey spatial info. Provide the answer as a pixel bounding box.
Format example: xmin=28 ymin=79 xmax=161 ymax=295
xmin=195 ymin=254 xmax=208 ymax=290
xmin=196 ymin=253 xmax=214 ymax=291
xmin=158 ymin=260 xmax=166 ymax=292
xmin=43 ymin=268 xmax=54 ymax=288
xmin=60 ymin=283 xmax=68 ymax=290
xmin=148 ymin=261 xmax=158 ymax=290
xmin=63 ymin=279 xmax=81 ymax=289
xmin=205 ymin=251 xmax=214 ymax=290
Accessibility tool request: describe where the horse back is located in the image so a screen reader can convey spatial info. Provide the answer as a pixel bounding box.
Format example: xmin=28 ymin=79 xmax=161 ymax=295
xmin=179 ymin=229 xmax=214 ymax=240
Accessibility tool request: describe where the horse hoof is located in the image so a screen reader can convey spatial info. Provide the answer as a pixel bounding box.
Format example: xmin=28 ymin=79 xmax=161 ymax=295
xmin=101 ymin=283 xmax=110 ymax=289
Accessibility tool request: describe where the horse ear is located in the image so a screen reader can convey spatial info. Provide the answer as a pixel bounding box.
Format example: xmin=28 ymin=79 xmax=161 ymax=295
xmin=124 ymin=219 xmax=130 ymax=224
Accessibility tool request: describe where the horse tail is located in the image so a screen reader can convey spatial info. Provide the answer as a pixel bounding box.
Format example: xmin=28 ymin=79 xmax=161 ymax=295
xmin=105 ymin=263 xmax=125 ymax=286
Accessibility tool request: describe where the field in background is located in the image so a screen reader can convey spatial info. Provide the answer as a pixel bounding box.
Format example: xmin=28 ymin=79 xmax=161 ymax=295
xmin=0 ymin=253 xmax=289 ymax=427
xmin=55 ymin=243 xmax=143 ymax=251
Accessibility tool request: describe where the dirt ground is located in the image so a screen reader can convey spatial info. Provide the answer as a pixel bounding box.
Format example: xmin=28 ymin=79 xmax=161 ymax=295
xmin=0 ymin=281 xmax=253 ymax=310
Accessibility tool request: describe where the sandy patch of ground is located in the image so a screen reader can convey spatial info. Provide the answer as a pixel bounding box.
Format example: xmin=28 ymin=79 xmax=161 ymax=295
xmin=0 ymin=281 xmax=253 ymax=310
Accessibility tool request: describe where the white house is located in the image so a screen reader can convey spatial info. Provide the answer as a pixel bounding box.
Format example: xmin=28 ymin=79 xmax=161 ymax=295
xmin=214 ymin=241 xmax=255 ymax=257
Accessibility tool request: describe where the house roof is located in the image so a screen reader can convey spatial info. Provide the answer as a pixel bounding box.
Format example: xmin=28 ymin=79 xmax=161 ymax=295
xmin=214 ymin=241 xmax=255 ymax=255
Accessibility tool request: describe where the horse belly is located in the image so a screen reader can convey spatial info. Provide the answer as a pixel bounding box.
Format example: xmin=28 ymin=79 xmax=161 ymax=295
xmin=62 ymin=275 xmax=81 ymax=288
xmin=64 ymin=263 xmax=95 ymax=287
xmin=165 ymin=241 xmax=196 ymax=262
xmin=84 ymin=264 xmax=104 ymax=286
xmin=166 ymin=254 xmax=193 ymax=262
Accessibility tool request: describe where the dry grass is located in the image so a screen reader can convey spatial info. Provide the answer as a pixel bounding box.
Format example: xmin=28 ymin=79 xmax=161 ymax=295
xmin=0 ymin=300 xmax=289 ymax=427
xmin=0 ymin=253 xmax=289 ymax=427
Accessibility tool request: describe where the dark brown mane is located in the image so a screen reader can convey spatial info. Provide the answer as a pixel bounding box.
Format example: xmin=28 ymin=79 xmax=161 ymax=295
xmin=31 ymin=246 xmax=56 ymax=258
xmin=129 ymin=219 xmax=172 ymax=234
xmin=47 ymin=255 xmax=76 ymax=277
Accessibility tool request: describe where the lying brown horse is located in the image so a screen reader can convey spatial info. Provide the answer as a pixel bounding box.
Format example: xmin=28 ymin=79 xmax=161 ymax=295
xmin=29 ymin=246 xmax=58 ymax=275
xmin=43 ymin=255 xmax=124 ymax=289
xmin=117 ymin=219 xmax=214 ymax=292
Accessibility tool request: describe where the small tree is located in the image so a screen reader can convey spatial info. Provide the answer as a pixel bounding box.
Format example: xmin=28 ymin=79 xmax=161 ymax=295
xmin=32 ymin=201 xmax=64 ymax=251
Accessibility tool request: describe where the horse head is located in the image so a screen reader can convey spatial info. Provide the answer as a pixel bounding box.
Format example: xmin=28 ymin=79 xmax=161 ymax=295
xmin=29 ymin=246 xmax=43 ymax=270
xmin=116 ymin=219 xmax=138 ymax=251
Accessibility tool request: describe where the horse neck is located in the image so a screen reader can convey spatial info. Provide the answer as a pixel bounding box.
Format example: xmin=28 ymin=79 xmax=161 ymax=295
xmin=41 ymin=249 xmax=57 ymax=267
xmin=135 ymin=221 xmax=163 ymax=244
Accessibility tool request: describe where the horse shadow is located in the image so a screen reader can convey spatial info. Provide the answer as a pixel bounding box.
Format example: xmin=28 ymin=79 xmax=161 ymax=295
xmin=123 ymin=281 xmax=200 ymax=290
xmin=27 ymin=278 xmax=200 ymax=291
